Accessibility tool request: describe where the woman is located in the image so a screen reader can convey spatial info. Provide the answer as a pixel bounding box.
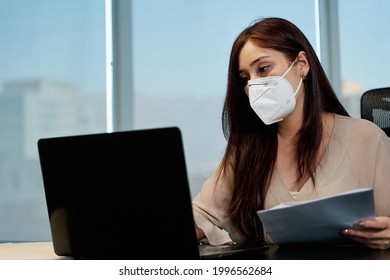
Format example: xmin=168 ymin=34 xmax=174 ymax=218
xmin=192 ymin=17 xmax=390 ymax=250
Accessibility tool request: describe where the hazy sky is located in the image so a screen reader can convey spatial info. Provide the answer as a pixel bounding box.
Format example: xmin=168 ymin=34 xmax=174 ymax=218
xmin=2 ymin=0 xmax=389 ymax=97
xmin=0 ymin=0 xmax=106 ymax=93
xmin=1 ymin=0 xmax=318 ymax=95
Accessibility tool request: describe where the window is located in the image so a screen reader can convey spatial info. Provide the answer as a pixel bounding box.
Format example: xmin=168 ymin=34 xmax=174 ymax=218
xmin=338 ymin=0 xmax=390 ymax=117
xmin=0 ymin=0 xmax=106 ymax=241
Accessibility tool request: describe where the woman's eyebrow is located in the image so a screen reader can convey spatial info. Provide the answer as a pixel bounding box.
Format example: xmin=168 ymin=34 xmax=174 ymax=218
xmin=239 ymin=55 xmax=270 ymax=74
xmin=249 ymin=55 xmax=269 ymax=67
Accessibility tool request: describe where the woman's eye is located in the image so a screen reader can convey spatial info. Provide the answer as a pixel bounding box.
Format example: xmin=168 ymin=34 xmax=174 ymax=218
xmin=239 ymin=76 xmax=249 ymax=83
xmin=259 ymin=65 xmax=270 ymax=73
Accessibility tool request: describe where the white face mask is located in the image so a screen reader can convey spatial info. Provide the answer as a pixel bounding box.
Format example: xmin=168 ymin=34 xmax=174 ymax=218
xmin=245 ymin=61 xmax=303 ymax=125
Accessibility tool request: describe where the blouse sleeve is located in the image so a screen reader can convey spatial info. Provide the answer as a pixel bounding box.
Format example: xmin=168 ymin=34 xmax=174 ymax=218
xmin=191 ymin=166 xmax=234 ymax=245
xmin=372 ymin=132 xmax=390 ymax=216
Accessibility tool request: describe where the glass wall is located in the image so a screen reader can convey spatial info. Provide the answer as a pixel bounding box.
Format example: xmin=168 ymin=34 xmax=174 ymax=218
xmin=338 ymin=0 xmax=390 ymax=117
xmin=0 ymin=0 xmax=106 ymax=241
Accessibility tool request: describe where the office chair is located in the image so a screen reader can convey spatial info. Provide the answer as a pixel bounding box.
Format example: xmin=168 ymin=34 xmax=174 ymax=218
xmin=360 ymin=87 xmax=390 ymax=136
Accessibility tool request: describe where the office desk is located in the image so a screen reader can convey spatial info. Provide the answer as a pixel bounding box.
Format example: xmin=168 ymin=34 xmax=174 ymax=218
xmin=0 ymin=242 xmax=64 ymax=260
xmin=1 ymin=242 xmax=389 ymax=260
xmin=262 ymin=244 xmax=390 ymax=260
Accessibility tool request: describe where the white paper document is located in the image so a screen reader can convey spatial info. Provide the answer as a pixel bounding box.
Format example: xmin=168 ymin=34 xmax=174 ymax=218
xmin=257 ymin=188 xmax=375 ymax=245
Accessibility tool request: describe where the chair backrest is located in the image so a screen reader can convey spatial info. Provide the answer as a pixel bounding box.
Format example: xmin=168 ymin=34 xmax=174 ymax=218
xmin=360 ymin=87 xmax=390 ymax=136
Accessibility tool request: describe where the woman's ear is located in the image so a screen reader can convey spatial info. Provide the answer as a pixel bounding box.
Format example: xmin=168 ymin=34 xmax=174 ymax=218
xmin=297 ymin=51 xmax=310 ymax=78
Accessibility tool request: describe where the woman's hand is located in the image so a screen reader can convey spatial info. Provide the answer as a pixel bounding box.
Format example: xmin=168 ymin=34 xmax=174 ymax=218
xmin=341 ymin=216 xmax=390 ymax=250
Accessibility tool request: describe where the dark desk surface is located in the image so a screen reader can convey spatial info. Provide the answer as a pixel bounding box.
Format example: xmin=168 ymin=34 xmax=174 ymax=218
xmin=258 ymin=244 xmax=390 ymax=260
xmin=199 ymin=243 xmax=390 ymax=260
xmin=2 ymin=242 xmax=389 ymax=260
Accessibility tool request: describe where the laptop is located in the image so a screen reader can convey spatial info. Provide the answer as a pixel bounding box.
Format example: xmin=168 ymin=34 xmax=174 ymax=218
xmin=37 ymin=126 xmax=267 ymax=259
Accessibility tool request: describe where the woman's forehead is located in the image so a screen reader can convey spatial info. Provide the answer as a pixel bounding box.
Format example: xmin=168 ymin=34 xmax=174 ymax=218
xmin=238 ymin=42 xmax=285 ymax=70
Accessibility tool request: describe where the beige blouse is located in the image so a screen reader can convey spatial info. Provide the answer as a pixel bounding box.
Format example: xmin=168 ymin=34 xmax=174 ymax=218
xmin=192 ymin=114 xmax=390 ymax=245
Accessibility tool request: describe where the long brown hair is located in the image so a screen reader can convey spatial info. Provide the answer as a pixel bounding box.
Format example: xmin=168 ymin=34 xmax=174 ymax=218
xmin=220 ymin=17 xmax=349 ymax=244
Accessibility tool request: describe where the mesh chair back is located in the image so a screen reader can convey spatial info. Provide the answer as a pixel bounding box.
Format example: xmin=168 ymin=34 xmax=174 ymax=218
xmin=360 ymin=87 xmax=390 ymax=136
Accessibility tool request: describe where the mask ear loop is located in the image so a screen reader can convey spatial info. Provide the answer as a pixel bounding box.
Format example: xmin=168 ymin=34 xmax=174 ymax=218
xmin=282 ymin=59 xmax=303 ymax=98
xmin=293 ymin=77 xmax=303 ymax=97
xmin=280 ymin=60 xmax=296 ymax=79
